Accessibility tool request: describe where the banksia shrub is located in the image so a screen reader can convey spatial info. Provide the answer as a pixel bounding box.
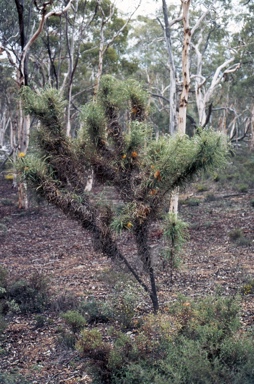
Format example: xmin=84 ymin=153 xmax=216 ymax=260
xmin=20 ymin=76 xmax=229 ymax=312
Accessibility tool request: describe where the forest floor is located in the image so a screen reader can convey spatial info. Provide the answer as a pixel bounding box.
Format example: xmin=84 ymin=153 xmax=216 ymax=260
xmin=0 ymin=173 xmax=253 ymax=383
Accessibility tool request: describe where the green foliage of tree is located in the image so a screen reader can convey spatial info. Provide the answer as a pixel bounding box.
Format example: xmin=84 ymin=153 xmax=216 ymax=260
xmin=20 ymin=75 xmax=228 ymax=312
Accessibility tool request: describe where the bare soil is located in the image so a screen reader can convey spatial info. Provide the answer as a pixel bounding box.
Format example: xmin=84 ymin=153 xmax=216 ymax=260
xmin=0 ymin=175 xmax=253 ymax=383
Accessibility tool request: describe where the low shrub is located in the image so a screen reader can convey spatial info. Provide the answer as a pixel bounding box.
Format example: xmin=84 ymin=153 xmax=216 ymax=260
xmin=77 ymin=328 xmax=112 ymax=383
xmin=241 ymin=279 xmax=254 ymax=295
xmin=77 ymin=328 xmax=110 ymax=360
xmin=80 ymin=296 xmax=254 ymax=384
xmin=111 ymin=283 xmax=141 ymax=330
xmin=243 ymin=157 xmax=254 ymax=173
xmin=62 ymin=310 xmax=86 ymax=334
xmin=184 ymin=198 xmax=201 ymax=206
xmin=57 ymin=329 xmax=77 ymax=349
xmin=196 ymin=184 xmax=209 ymax=192
xmin=229 ymin=228 xmax=243 ymax=241
xmin=0 ymin=373 xmax=31 ymax=384
xmin=205 ymin=193 xmax=217 ymax=202
xmin=0 ymin=223 xmax=8 ymax=239
xmin=236 ymin=236 xmax=252 ymax=246
xmin=0 ymin=198 xmax=14 ymax=206
xmin=0 ymin=266 xmax=7 ymax=289
xmin=34 ymin=314 xmax=47 ymax=329
xmin=0 ymin=268 xmax=8 ymax=321
xmin=51 ymin=291 xmax=80 ymax=313
xmin=236 ymin=183 xmax=248 ymax=193
xmin=7 ymin=273 xmax=50 ymax=314
xmin=80 ymin=285 xmax=141 ymax=330
xmin=79 ymin=298 xmax=112 ymax=324
xmin=229 ymin=229 xmax=251 ymax=247
xmin=0 ymin=315 xmax=7 ymax=335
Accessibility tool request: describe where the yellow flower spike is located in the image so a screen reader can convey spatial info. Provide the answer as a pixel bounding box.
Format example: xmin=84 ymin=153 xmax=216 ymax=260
xmin=18 ymin=152 xmax=26 ymax=158
xmin=122 ymin=154 xmax=127 ymax=159
xmin=131 ymin=151 xmax=138 ymax=159
xmin=154 ymin=170 xmax=161 ymax=181
xmin=126 ymin=222 xmax=133 ymax=229
xmin=5 ymin=173 xmax=14 ymax=180
xmin=149 ymin=189 xmax=158 ymax=196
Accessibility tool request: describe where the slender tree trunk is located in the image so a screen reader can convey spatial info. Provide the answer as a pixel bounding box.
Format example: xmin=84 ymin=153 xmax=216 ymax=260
xmin=31 ymin=174 xmax=159 ymax=312
xmin=162 ymin=0 xmax=178 ymax=135
xmin=66 ymin=83 xmax=73 ymax=137
xmin=17 ymin=96 xmax=30 ymax=209
xmin=66 ymin=24 xmax=74 ymax=137
xmin=65 ymin=0 xmax=79 ymax=136
xmin=134 ymin=222 xmax=152 ymax=271
xmin=93 ymin=18 xmax=105 ymax=101
xmin=134 ymin=221 xmax=159 ymax=313
xmin=178 ymin=0 xmax=191 ymax=135
xmin=0 ymin=110 xmax=11 ymax=148
xmin=170 ymin=0 xmax=191 ymax=216
xmin=14 ymin=0 xmax=29 ymax=208
xmin=251 ymin=105 xmax=254 ymax=149
xmin=149 ymin=267 xmax=159 ymax=313
xmin=93 ymin=2 xmax=139 ymax=100
xmin=17 ymin=71 xmax=30 ymax=209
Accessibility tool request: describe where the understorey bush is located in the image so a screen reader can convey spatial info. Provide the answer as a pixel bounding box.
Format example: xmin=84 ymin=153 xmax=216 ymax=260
xmin=61 ymin=310 xmax=87 ymax=334
xmin=79 ymin=297 xmax=113 ymax=324
xmin=0 ymin=373 xmax=31 ymax=384
xmin=6 ymin=272 xmax=50 ymax=314
xmin=241 ymin=278 xmax=254 ymax=295
xmin=229 ymin=228 xmax=252 ymax=247
xmin=78 ymin=296 xmax=254 ymax=384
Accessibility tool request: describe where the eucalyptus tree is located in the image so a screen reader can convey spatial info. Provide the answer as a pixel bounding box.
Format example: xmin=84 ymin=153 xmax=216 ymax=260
xmin=221 ymin=0 xmax=254 ymax=146
xmin=91 ymin=0 xmax=141 ymax=100
xmin=32 ymin=0 xmax=137 ymax=135
xmin=189 ymin=1 xmax=241 ymax=129
xmin=127 ymin=14 xmax=175 ymax=134
xmin=0 ymin=0 xmax=74 ymax=146
xmin=129 ymin=0 xmax=242 ymax=214
xmin=0 ymin=0 xmax=34 ymax=167
xmin=129 ymin=0 xmax=243 ymax=138
xmin=0 ymin=0 xmax=73 ymax=207
xmin=0 ymin=63 xmax=17 ymax=150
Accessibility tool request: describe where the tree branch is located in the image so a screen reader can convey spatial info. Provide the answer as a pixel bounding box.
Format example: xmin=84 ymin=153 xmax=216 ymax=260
xmin=103 ymin=1 xmax=141 ymax=53
xmin=191 ymin=9 xmax=209 ymax=37
xmin=150 ymin=93 xmax=170 ymax=103
xmin=20 ymin=0 xmax=74 ymax=86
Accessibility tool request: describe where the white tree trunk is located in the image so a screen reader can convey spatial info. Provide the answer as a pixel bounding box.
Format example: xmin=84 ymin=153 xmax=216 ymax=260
xmin=162 ymin=0 xmax=178 ymax=135
xmin=178 ymin=0 xmax=191 ymax=135
xmin=66 ymin=0 xmax=79 ymax=136
xmin=0 ymin=110 xmax=10 ymax=148
xmin=251 ymin=105 xmax=254 ymax=149
xmin=170 ymin=0 xmax=191 ymax=216
xmin=93 ymin=17 xmax=105 ymax=101
xmin=93 ymin=2 xmax=140 ymax=101
xmin=193 ymin=56 xmax=240 ymax=127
